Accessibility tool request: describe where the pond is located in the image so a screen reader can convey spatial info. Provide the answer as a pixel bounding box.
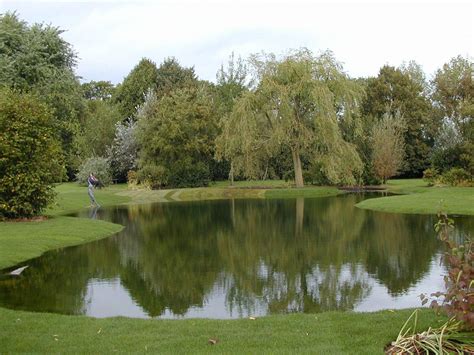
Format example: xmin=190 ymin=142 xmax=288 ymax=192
xmin=1 ymin=194 xmax=472 ymax=319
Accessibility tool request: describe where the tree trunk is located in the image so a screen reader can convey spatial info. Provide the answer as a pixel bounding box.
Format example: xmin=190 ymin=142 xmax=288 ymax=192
xmin=291 ymin=147 xmax=304 ymax=188
xmin=229 ymin=162 xmax=234 ymax=186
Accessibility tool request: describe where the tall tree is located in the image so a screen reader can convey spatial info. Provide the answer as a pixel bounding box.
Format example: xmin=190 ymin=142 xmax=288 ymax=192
xmin=136 ymin=85 xmax=219 ymax=188
xmin=0 ymin=12 xmax=85 ymax=179
xmin=76 ymin=100 xmax=121 ymax=158
xmin=431 ymin=56 xmax=473 ymax=175
xmin=362 ymin=65 xmax=433 ymax=177
xmin=155 ymin=57 xmax=198 ymax=99
xmin=371 ymin=113 xmax=406 ymax=183
xmin=215 ymin=53 xmax=249 ymax=183
xmin=217 ymin=49 xmax=362 ymax=187
xmin=113 ymin=58 xmax=159 ymax=119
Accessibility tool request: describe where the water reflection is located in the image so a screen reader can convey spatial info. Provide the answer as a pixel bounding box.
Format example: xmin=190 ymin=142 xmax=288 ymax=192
xmin=0 ymin=194 xmax=472 ymax=318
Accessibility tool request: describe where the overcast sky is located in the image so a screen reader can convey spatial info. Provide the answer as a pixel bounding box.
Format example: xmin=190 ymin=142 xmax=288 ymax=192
xmin=1 ymin=0 xmax=472 ymax=84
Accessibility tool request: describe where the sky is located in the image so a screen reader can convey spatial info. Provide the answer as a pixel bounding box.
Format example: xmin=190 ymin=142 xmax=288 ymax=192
xmin=1 ymin=0 xmax=473 ymax=84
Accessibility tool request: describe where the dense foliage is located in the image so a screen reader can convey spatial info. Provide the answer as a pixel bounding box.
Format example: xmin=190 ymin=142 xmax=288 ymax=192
xmin=0 ymin=12 xmax=84 ymax=179
xmin=107 ymin=119 xmax=138 ymax=183
xmin=0 ymin=12 xmax=472 ymax=216
xmin=0 ymin=89 xmax=62 ymax=218
xmin=113 ymin=58 xmax=159 ymax=119
xmin=217 ymin=50 xmax=363 ymax=187
xmin=136 ymin=86 xmax=218 ymax=188
xmin=76 ymin=157 xmax=112 ymax=186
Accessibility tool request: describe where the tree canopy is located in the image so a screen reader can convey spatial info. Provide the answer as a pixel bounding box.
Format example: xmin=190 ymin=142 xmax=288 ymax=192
xmin=217 ymin=49 xmax=363 ymax=187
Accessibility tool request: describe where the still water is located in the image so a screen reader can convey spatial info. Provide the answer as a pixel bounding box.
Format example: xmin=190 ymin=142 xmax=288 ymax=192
xmin=1 ymin=194 xmax=472 ymax=319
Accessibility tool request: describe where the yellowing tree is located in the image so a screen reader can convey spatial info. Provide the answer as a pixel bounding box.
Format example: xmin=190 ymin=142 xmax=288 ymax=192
xmin=371 ymin=113 xmax=406 ymax=183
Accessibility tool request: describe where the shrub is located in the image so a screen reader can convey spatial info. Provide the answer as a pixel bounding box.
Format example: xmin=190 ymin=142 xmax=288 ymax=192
xmin=422 ymin=168 xmax=439 ymax=186
xmin=441 ymin=167 xmax=473 ymax=187
xmin=0 ymin=89 xmax=63 ymax=218
xmin=137 ymin=164 xmax=168 ymax=189
xmin=76 ymin=157 xmax=112 ymax=186
xmin=167 ymin=160 xmax=210 ymax=188
xmin=127 ymin=170 xmax=138 ymax=188
xmin=303 ymin=163 xmax=330 ymax=186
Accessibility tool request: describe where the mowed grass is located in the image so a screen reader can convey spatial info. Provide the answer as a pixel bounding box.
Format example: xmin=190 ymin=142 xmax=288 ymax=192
xmin=1 ymin=183 xmax=128 ymax=270
xmin=0 ymin=217 xmax=123 ymax=270
xmin=46 ymin=183 xmax=130 ymax=216
xmin=0 ymin=307 xmax=445 ymax=354
xmin=357 ymin=179 xmax=474 ymax=215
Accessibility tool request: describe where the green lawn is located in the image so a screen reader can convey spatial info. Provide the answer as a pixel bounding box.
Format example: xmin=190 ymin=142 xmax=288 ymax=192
xmin=0 ymin=184 xmax=128 ymax=270
xmin=356 ymin=179 xmax=474 ymax=215
xmin=0 ymin=307 xmax=445 ymax=354
xmin=46 ymin=183 xmax=130 ymax=216
xmin=0 ymin=217 xmax=123 ymax=270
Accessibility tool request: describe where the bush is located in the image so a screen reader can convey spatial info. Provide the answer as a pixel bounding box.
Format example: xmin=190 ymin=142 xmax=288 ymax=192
xmin=422 ymin=168 xmax=439 ymax=186
xmin=0 ymin=89 xmax=63 ymax=218
xmin=441 ymin=167 xmax=473 ymax=187
xmin=76 ymin=157 xmax=112 ymax=186
xmin=167 ymin=161 xmax=210 ymax=188
xmin=127 ymin=170 xmax=138 ymax=188
xmin=137 ymin=164 xmax=168 ymax=189
xmin=303 ymin=163 xmax=330 ymax=186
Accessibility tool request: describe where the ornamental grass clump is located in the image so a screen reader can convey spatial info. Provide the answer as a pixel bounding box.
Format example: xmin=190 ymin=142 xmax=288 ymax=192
xmin=386 ymin=310 xmax=474 ymax=354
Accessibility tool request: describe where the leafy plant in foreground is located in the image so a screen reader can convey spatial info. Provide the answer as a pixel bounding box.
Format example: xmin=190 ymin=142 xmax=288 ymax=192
xmin=426 ymin=212 xmax=474 ymax=329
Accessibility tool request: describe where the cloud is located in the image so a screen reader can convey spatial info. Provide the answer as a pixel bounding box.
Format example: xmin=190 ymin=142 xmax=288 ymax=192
xmin=2 ymin=0 xmax=473 ymax=83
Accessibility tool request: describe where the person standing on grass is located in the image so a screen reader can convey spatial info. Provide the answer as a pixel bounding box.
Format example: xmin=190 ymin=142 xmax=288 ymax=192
xmin=87 ymin=173 xmax=100 ymax=207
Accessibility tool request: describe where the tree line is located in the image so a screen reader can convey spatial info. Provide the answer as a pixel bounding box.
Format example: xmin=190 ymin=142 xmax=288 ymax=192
xmin=0 ymin=12 xmax=472 ymax=217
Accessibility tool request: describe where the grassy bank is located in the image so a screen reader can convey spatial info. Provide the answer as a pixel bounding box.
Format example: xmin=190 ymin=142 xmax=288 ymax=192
xmin=0 ymin=307 xmax=444 ymax=353
xmin=356 ymin=179 xmax=474 ymax=215
xmin=0 ymin=184 xmax=129 ymax=271
xmin=0 ymin=217 xmax=123 ymax=270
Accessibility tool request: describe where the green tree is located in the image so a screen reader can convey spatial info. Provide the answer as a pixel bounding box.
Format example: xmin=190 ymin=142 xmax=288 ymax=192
xmin=215 ymin=53 xmax=249 ymax=183
xmin=113 ymin=58 xmax=159 ymax=119
xmin=155 ymin=57 xmax=198 ymax=99
xmin=432 ymin=56 xmax=473 ymax=175
xmin=218 ymin=49 xmax=362 ymax=187
xmin=136 ymin=85 xmax=219 ymax=188
xmin=0 ymin=89 xmax=63 ymax=218
xmin=76 ymin=100 xmax=121 ymax=158
xmin=362 ymin=65 xmax=434 ymax=177
xmin=371 ymin=113 xmax=406 ymax=183
xmin=81 ymin=80 xmax=115 ymax=101
xmin=0 ymin=12 xmax=85 ymax=179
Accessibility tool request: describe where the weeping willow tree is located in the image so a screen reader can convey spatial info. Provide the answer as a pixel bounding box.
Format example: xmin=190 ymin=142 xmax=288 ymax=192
xmin=216 ymin=49 xmax=363 ymax=187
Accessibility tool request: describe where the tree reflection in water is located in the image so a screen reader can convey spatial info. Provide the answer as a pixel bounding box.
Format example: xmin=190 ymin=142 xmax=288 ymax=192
xmin=0 ymin=194 xmax=468 ymax=318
